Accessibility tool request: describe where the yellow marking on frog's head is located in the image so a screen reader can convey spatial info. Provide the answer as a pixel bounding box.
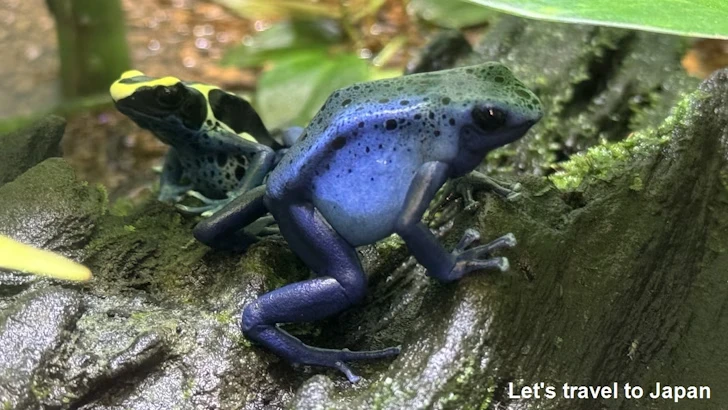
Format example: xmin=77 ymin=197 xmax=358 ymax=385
xmin=109 ymin=70 xmax=182 ymax=102
xmin=121 ymin=69 xmax=145 ymax=79
xmin=0 ymin=235 xmax=92 ymax=281
xmin=187 ymin=82 xmax=258 ymax=142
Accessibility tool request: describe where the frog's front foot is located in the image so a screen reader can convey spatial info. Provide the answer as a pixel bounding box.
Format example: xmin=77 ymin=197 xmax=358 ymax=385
xmin=460 ymin=172 xmax=522 ymax=211
xmin=176 ymin=190 xmax=234 ymax=217
xmin=449 ymin=229 xmax=516 ymax=280
xmin=158 ymin=184 xmax=194 ymax=203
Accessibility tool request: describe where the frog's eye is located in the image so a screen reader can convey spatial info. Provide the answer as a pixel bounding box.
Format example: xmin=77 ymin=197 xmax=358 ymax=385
xmin=155 ymin=86 xmax=182 ymax=108
xmin=472 ymin=106 xmax=507 ymax=131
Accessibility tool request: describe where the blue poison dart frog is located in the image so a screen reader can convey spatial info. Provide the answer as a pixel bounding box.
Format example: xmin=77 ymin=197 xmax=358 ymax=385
xmin=193 ymin=62 xmax=543 ymax=382
xmin=110 ymin=70 xmax=299 ymax=216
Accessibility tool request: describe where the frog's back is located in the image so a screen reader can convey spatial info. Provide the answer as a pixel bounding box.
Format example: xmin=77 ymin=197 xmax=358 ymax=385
xmin=268 ymin=65 xmax=506 ymax=196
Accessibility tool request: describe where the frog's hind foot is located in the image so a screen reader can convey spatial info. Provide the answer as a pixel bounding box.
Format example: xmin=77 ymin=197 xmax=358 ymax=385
xmin=244 ymin=319 xmax=400 ymax=383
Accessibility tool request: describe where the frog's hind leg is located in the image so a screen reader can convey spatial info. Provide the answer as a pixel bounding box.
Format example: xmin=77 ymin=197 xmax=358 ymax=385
xmin=242 ymin=201 xmax=400 ymax=383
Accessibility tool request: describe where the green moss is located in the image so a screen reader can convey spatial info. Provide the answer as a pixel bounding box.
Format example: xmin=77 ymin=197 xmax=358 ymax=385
xmin=211 ymin=310 xmax=234 ymax=325
xmin=548 ymin=88 xmax=708 ymax=191
xmin=629 ymin=174 xmax=644 ymax=191
xmin=30 ymin=380 xmax=51 ymax=400
xmin=110 ymin=197 xmax=135 ymax=217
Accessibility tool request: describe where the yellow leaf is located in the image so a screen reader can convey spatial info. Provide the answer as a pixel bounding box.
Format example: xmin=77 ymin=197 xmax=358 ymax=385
xmin=0 ymin=235 xmax=92 ymax=282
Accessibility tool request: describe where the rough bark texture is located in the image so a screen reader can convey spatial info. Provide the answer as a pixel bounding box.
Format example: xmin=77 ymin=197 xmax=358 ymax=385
xmin=1 ymin=18 xmax=726 ymax=410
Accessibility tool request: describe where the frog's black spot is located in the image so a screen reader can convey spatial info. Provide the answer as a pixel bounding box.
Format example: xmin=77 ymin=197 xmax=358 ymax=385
xmin=442 ymin=97 xmax=451 ymax=105
xmin=235 ymin=166 xmax=246 ymax=180
xmin=358 ymin=121 xmax=365 ymax=128
xmin=397 ymin=86 xmax=404 ymax=91
xmin=326 ymin=164 xmax=330 ymax=170
xmin=216 ymin=153 xmax=227 ymax=167
xmin=434 ymin=130 xmax=441 ymax=136
xmin=449 ymin=118 xmax=456 ymax=126
xmin=333 ymin=92 xmax=340 ymax=98
xmin=366 ymin=146 xmax=370 ymax=153
xmin=466 ymin=68 xmax=474 ymax=74
xmin=225 ymin=173 xmax=232 ymax=180
xmin=428 ymin=111 xmax=435 ymax=120
xmin=385 ymin=119 xmax=398 ymax=131
xmin=400 ymin=100 xmax=409 ymax=105
xmin=516 ymin=88 xmax=531 ymax=99
xmin=370 ymin=177 xmax=374 ymax=181
xmin=378 ymin=144 xmax=383 ymax=149
xmin=353 ymin=85 xmax=360 ymax=90
xmin=414 ymin=113 xmax=422 ymax=120
xmin=332 ymin=136 xmax=347 ymax=150
xmin=379 ymin=98 xmax=390 ymax=103
xmin=342 ymin=98 xmax=352 ymax=106
xmin=348 ymin=169 xmax=352 ymax=173
xmin=206 ymin=119 xmax=213 ymax=126
xmin=317 ymin=118 xmax=323 ymax=124
xmin=494 ymin=76 xmax=505 ymax=83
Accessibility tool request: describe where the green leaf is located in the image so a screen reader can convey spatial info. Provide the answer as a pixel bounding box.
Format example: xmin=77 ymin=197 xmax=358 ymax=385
xmin=212 ymin=0 xmax=341 ymax=20
xmin=410 ymin=0 xmax=494 ymax=29
xmin=463 ymin=0 xmax=728 ymax=39
xmin=256 ymin=51 xmax=375 ymax=129
xmin=222 ymin=20 xmax=343 ymax=68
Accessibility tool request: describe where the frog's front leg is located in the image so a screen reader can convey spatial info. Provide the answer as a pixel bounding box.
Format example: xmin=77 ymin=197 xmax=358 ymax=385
xmin=430 ymin=171 xmax=521 ymax=218
xmin=193 ymin=185 xmax=269 ymax=251
xmin=157 ymin=148 xmax=194 ymax=203
xmin=395 ymin=162 xmax=515 ymax=282
xmin=241 ymin=201 xmax=400 ymax=383
xmin=179 ymin=143 xmax=276 ymax=217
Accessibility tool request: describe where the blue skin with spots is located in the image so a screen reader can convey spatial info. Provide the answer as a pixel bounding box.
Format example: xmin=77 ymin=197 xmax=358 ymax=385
xmin=194 ymin=62 xmax=543 ymax=382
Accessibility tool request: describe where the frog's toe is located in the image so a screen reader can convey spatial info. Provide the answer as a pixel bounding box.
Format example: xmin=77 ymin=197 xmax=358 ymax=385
xmin=184 ymin=190 xmax=218 ymax=204
xmin=462 ymin=232 xmax=517 ymax=257
xmin=245 ymin=215 xmax=279 ymax=237
xmin=176 ymin=202 xmax=225 ymax=216
xmin=450 ymin=233 xmax=516 ymax=278
xmin=158 ymin=185 xmax=194 ymax=203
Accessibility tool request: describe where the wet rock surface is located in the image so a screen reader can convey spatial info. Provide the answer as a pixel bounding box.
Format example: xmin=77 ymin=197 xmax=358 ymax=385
xmin=1 ymin=19 xmax=727 ymax=410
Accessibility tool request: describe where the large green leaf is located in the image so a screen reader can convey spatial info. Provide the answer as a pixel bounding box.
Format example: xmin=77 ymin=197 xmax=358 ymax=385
xmin=464 ymin=0 xmax=728 ymax=39
xmin=410 ymin=0 xmax=494 ymax=29
xmin=222 ymin=20 xmax=342 ymax=68
xmin=256 ymin=50 xmax=382 ymax=129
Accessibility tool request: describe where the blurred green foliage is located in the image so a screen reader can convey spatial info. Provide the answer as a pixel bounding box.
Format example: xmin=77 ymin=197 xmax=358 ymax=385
xmin=217 ymin=0 xmax=494 ymax=129
xmin=409 ymin=0 xmax=493 ymax=29
xmin=464 ymin=0 xmax=728 ymax=39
